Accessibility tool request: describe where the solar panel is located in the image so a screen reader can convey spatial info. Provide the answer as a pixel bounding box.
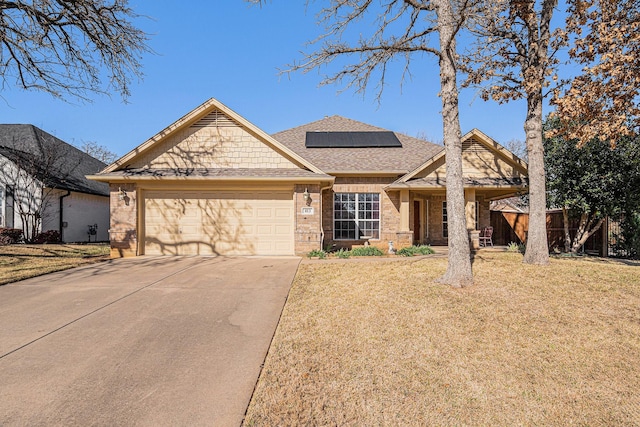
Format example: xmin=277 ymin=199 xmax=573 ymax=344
xmin=305 ymin=131 xmax=402 ymax=148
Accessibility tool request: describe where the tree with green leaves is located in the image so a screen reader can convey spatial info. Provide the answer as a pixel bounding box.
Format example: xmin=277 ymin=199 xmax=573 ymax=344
xmin=0 ymin=0 xmax=150 ymax=101
xmin=464 ymin=0 xmax=640 ymax=263
xmin=544 ymin=118 xmax=640 ymax=254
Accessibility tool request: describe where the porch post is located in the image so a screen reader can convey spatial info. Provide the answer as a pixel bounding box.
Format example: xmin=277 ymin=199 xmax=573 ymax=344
xmin=465 ymin=188 xmax=480 ymax=249
xmin=464 ymin=188 xmax=476 ymax=230
xmin=399 ymin=189 xmax=410 ymax=231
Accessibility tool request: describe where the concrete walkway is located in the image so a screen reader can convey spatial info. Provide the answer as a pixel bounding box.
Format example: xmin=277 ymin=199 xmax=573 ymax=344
xmin=0 ymin=256 xmax=300 ymax=426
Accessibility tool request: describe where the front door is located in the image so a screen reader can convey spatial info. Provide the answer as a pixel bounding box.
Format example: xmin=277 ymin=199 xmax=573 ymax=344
xmin=413 ymin=200 xmax=420 ymax=243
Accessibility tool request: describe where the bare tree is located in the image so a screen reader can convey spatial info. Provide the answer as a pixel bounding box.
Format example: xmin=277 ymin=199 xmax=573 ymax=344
xmin=551 ymin=0 xmax=640 ymax=146
xmin=505 ymin=138 xmax=527 ymax=161
xmin=464 ymin=0 xmax=559 ymax=265
xmin=0 ymin=138 xmax=81 ymax=242
xmin=0 ymin=0 xmax=150 ymax=101
xmin=251 ymin=0 xmax=474 ymax=286
xmin=79 ymin=141 xmax=119 ymax=164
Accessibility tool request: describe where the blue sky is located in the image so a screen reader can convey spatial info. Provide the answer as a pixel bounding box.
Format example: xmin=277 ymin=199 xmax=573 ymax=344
xmin=1 ymin=1 xmax=529 ymax=157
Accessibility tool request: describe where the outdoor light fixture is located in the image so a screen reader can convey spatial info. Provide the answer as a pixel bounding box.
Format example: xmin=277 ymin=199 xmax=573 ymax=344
xmin=303 ymin=188 xmax=311 ymax=206
xmin=118 ymin=187 xmax=127 ymax=201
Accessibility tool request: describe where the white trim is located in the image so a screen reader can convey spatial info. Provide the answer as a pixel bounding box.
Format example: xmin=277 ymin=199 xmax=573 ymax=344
xmin=333 ymin=192 xmax=381 ymax=241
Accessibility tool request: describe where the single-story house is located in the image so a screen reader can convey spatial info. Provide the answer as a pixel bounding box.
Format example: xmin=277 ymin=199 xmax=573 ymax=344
xmin=88 ymin=98 xmax=528 ymax=257
xmin=0 ymin=124 xmax=110 ymax=242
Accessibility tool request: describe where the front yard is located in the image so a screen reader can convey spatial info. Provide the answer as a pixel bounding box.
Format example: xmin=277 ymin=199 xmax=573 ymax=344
xmin=0 ymin=244 xmax=110 ymax=285
xmin=245 ymin=252 xmax=640 ymax=426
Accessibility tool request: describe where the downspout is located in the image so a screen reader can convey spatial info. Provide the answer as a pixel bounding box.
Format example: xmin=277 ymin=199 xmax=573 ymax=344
xmin=319 ymin=184 xmax=333 ymax=250
xmin=59 ymin=190 xmax=71 ymax=243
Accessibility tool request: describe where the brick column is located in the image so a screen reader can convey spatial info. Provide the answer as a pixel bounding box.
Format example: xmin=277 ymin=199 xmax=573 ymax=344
xmin=294 ymin=184 xmax=322 ymax=254
xmin=109 ymin=183 xmax=138 ymax=257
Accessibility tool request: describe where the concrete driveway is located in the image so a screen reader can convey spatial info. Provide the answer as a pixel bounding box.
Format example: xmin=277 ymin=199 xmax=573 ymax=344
xmin=0 ymin=256 xmax=300 ymax=426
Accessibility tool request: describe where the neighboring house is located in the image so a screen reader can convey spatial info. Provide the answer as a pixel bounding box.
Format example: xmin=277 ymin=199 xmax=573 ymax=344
xmin=88 ymin=98 xmax=528 ymax=257
xmin=0 ymin=125 xmax=110 ymax=242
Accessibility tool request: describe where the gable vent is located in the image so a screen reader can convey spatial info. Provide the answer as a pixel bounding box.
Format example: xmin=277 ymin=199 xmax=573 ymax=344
xmin=191 ymin=110 xmax=240 ymax=128
xmin=463 ymin=138 xmax=482 ymax=152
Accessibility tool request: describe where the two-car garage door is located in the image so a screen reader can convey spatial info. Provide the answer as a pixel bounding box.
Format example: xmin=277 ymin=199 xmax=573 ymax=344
xmin=144 ymin=190 xmax=294 ymax=256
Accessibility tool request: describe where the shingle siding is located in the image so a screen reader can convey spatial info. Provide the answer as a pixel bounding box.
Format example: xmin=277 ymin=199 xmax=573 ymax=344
xmin=131 ymin=123 xmax=300 ymax=170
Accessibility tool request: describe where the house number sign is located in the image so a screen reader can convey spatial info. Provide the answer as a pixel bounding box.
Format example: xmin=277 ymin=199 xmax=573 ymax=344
xmin=301 ymin=207 xmax=314 ymax=215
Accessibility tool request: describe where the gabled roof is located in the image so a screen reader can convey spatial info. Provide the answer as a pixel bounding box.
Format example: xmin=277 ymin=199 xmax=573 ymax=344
xmin=100 ymin=98 xmax=326 ymax=176
xmin=390 ymin=128 xmax=528 ymax=187
xmin=0 ymin=124 xmax=109 ymax=196
xmin=273 ymin=116 xmax=443 ymax=175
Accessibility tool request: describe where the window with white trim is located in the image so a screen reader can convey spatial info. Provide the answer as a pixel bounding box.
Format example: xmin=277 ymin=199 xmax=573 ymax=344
xmin=442 ymin=201 xmax=448 ymax=238
xmin=334 ymin=193 xmax=380 ymax=240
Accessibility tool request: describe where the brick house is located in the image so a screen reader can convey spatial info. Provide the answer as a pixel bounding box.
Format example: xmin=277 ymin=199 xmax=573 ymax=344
xmin=88 ymin=98 xmax=528 ymax=257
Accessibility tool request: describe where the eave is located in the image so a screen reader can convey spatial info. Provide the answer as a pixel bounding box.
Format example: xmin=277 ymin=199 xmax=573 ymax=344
xmin=86 ymin=174 xmax=335 ymax=184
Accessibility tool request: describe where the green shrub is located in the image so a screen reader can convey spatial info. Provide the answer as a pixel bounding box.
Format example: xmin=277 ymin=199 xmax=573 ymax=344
xmin=507 ymin=241 xmax=525 ymax=254
xmin=350 ymin=246 xmax=384 ymax=256
xmin=336 ymin=248 xmax=351 ymax=259
xmin=307 ymin=249 xmax=327 ymax=259
xmin=396 ymin=245 xmax=435 ymax=257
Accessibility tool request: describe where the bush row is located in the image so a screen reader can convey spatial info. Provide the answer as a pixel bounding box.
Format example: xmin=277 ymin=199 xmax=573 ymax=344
xmin=0 ymin=228 xmax=62 ymax=245
xmin=307 ymin=244 xmax=435 ymax=259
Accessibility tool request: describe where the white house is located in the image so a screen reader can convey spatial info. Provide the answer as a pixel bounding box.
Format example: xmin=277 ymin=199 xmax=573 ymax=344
xmin=0 ymin=125 xmax=110 ymax=243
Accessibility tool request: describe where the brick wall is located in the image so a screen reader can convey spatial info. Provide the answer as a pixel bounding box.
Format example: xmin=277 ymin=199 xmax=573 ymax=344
xmin=294 ymin=183 xmax=322 ymax=254
xmin=109 ymin=183 xmax=137 ymax=257
xmin=425 ymin=193 xmax=491 ymax=246
xmin=428 ymin=195 xmax=447 ymax=245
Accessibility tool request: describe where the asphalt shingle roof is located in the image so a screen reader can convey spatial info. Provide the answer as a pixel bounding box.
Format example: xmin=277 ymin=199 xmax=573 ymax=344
xmin=100 ymin=168 xmax=332 ymax=179
xmin=273 ymin=115 xmax=443 ymax=174
xmin=398 ymin=177 xmax=528 ymax=188
xmin=0 ymin=124 xmax=109 ymax=196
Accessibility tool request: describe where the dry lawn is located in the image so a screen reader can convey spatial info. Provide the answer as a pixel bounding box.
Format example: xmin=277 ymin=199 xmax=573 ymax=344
xmin=245 ymin=252 xmax=640 ymax=426
xmin=0 ymin=244 xmax=109 ymax=285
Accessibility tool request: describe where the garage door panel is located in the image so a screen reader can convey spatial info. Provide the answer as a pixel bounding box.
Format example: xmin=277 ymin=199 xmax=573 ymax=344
xmin=144 ymin=190 xmax=294 ymax=256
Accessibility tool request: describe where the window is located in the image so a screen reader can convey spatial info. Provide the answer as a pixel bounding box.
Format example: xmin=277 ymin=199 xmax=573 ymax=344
xmin=334 ymin=193 xmax=380 ymax=240
xmin=442 ymin=201 xmax=448 ymax=238
xmin=2 ymin=186 xmax=14 ymax=228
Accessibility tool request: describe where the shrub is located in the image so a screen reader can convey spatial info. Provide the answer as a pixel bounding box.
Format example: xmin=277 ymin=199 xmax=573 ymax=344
xmin=507 ymin=241 xmax=525 ymax=254
xmin=307 ymin=249 xmax=327 ymax=259
xmin=336 ymin=248 xmax=351 ymax=259
xmin=0 ymin=228 xmax=23 ymax=245
xmin=617 ymin=213 xmax=640 ymax=259
xmin=396 ymin=245 xmax=435 ymax=257
xmin=33 ymin=230 xmax=61 ymax=244
xmin=350 ymin=246 xmax=384 ymax=256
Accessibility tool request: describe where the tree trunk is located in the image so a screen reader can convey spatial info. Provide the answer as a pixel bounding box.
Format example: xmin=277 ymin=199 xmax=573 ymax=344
xmin=562 ymin=206 xmax=571 ymax=253
xmin=570 ymin=215 xmax=605 ymax=254
xmin=433 ymin=0 xmax=473 ymax=288
xmin=523 ymin=92 xmax=550 ymax=265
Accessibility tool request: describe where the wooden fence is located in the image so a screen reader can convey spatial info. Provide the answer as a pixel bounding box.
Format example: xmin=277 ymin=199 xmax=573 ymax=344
xmin=490 ymin=210 xmax=606 ymax=256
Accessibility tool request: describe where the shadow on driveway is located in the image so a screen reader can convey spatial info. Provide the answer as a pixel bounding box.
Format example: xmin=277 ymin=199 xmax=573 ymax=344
xmin=0 ymin=256 xmax=300 ymax=426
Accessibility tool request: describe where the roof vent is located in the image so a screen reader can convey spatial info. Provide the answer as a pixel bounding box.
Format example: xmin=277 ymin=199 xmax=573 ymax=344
xmin=305 ymin=131 xmax=402 ymax=148
xmin=191 ymin=110 xmax=240 ymax=128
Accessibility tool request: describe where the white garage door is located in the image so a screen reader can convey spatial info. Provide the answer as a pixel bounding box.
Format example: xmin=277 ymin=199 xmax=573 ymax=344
xmin=144 ymin=190 xmax=294 ymax=256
